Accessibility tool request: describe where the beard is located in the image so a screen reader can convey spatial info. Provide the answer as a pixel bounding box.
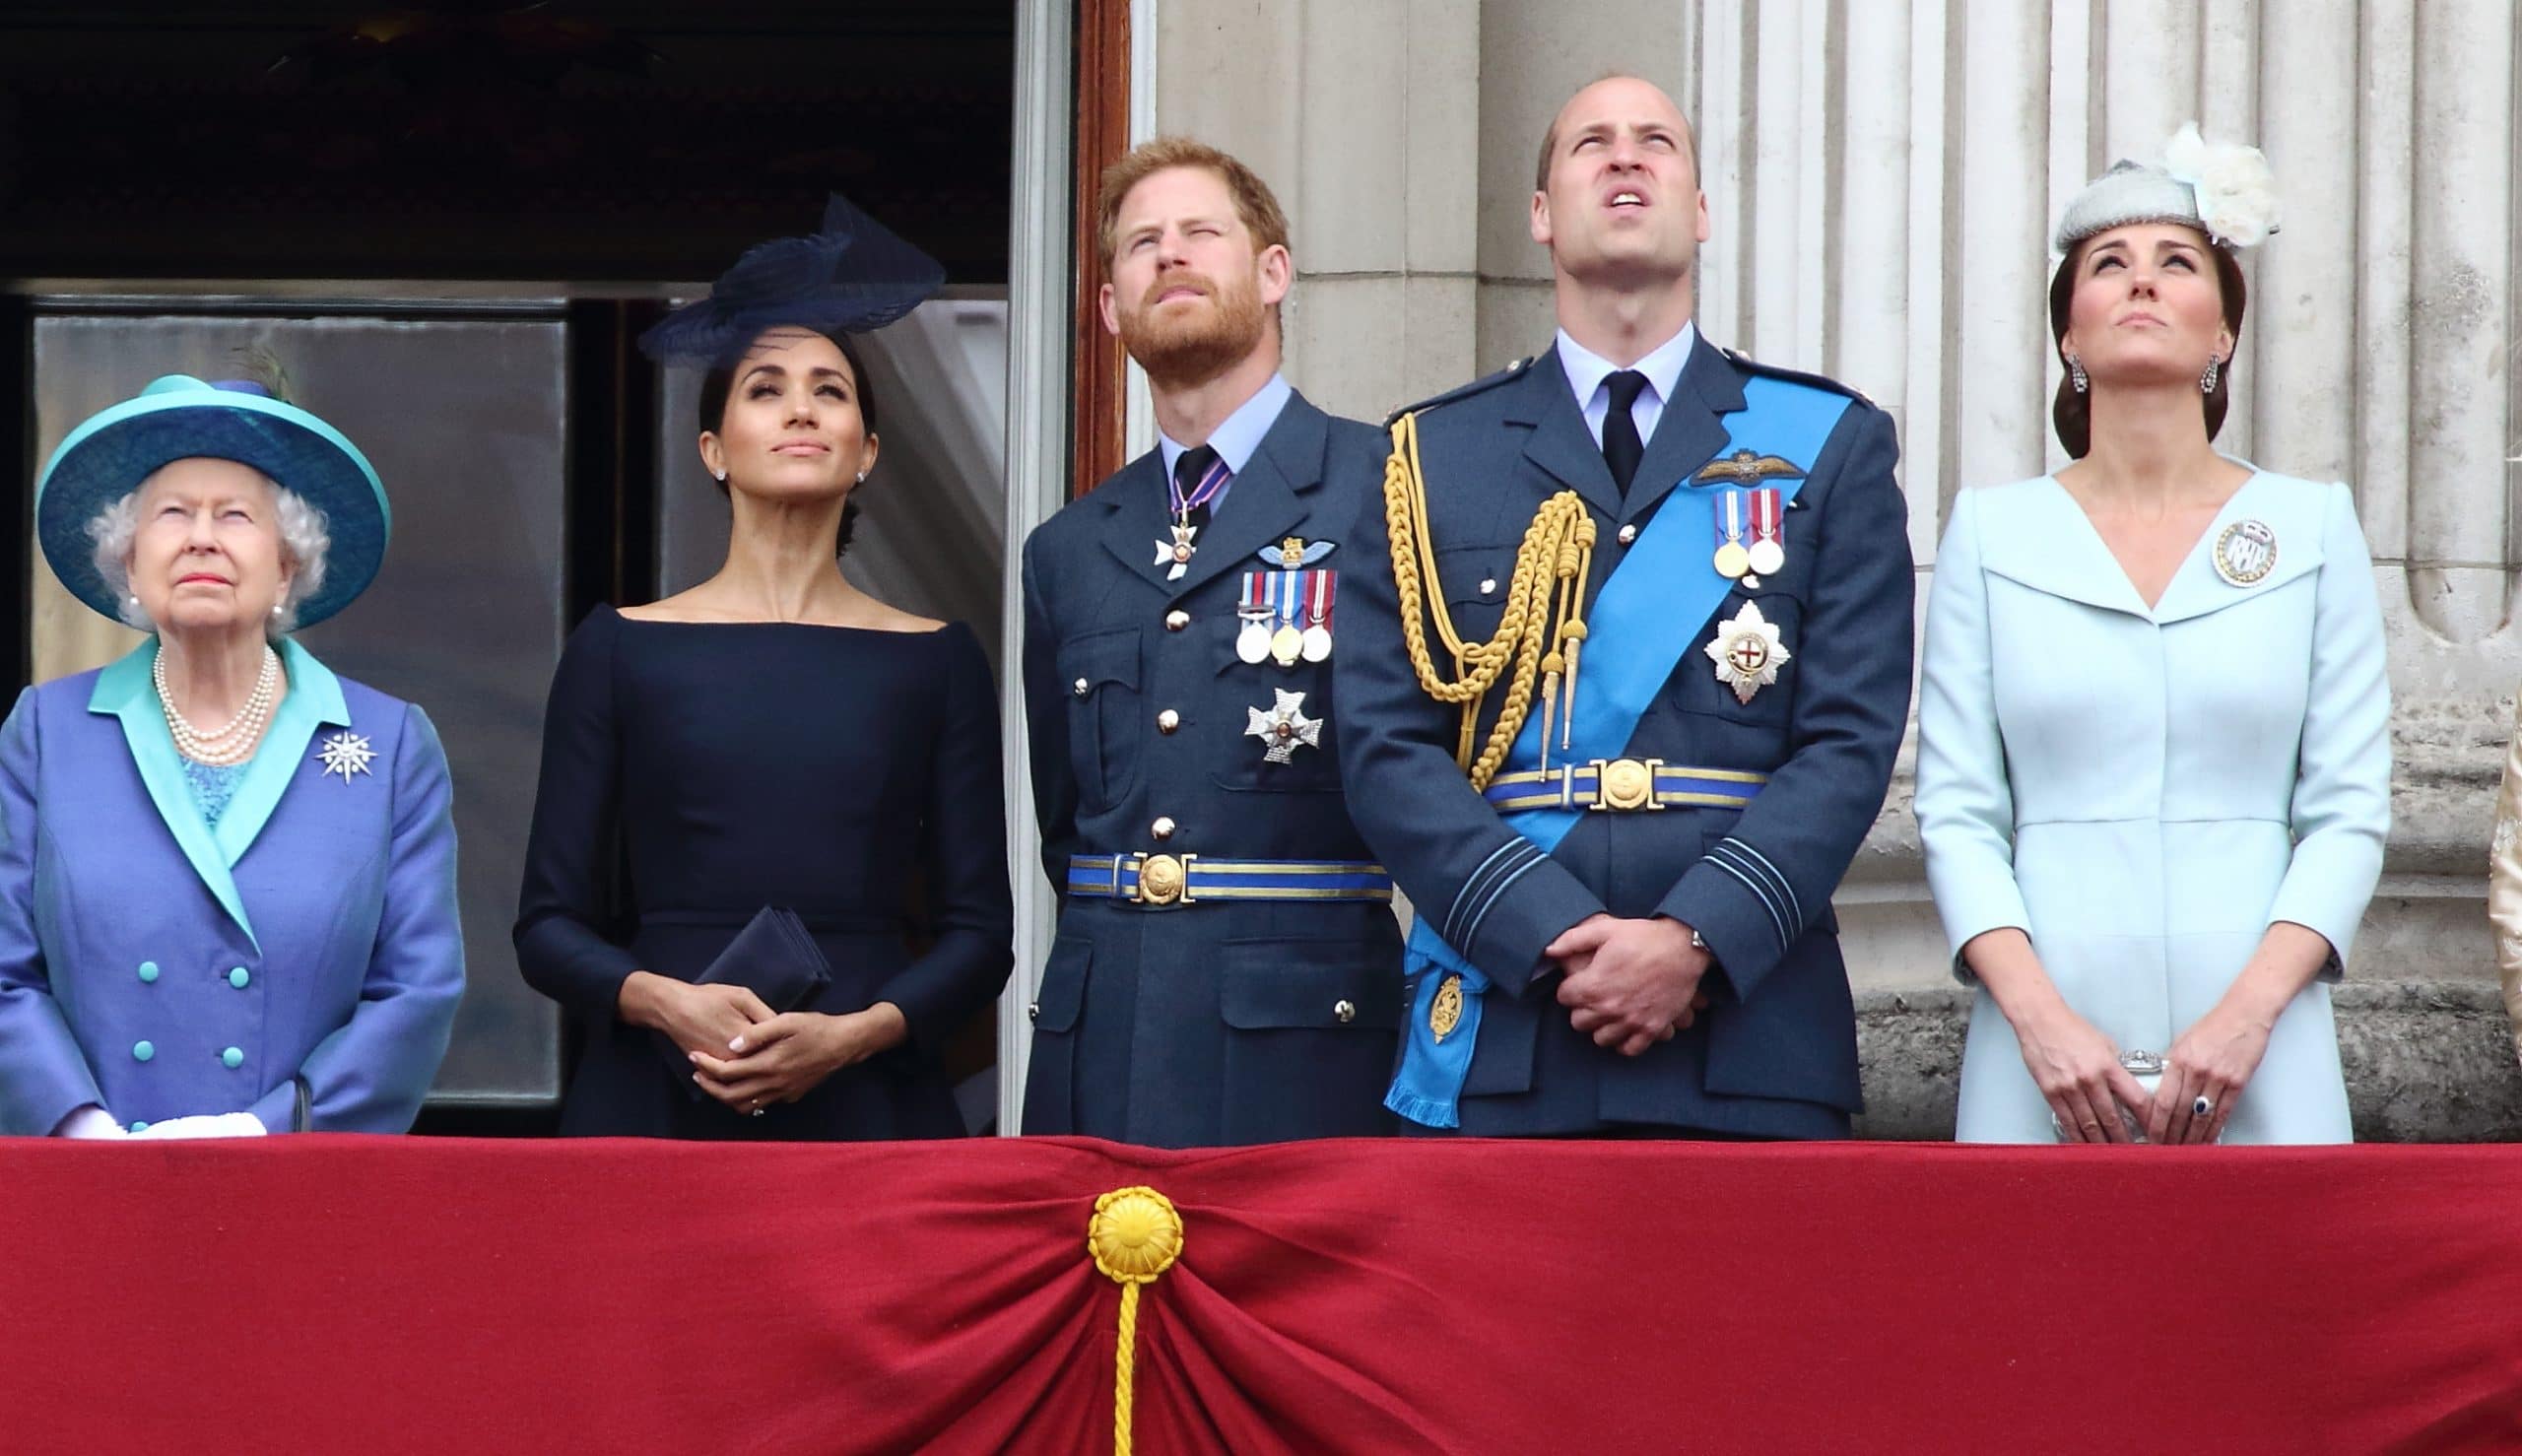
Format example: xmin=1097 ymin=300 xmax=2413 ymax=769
xmin=1115 ymin=270 xmax=1269 ymax=388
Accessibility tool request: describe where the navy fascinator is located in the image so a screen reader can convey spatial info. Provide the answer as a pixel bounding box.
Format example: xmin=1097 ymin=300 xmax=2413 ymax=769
xmin=638 ymin=193 xmax=947 ymax=366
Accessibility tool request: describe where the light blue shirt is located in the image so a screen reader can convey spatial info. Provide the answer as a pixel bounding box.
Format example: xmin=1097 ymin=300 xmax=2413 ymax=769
xmin=1554 ymin=323 xmax=1698 ymax=451
xmin=1156 ymin=371 xmax=1294 ymax=513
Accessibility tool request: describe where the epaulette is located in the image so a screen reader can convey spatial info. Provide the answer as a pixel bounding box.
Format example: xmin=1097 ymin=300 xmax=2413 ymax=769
xmin=1383 ymin=357 xmax=1535 ymax=428
xmin=1721 ymin=346 xmax=1878 ymax=412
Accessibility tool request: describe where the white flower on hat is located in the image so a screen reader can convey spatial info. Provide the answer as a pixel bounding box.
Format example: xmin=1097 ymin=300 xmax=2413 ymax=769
xmin=2161 ymin=122 xmax=2280 ymax=248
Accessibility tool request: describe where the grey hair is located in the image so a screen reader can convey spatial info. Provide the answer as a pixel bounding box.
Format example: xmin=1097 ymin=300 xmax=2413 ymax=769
xmin=88 ymin=474 xmax=332 ymax=636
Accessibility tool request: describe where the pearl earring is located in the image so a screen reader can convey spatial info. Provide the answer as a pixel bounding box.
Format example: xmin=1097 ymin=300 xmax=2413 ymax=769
xmin=272 ymin=602 xmax=285 ymax=619
xmin=2201 ymin=358 xmax=2222 ymax=394
xmin=712 ymin=467 xmax=727 ymax=482
xmin=856 ymin=470 xmax=868 ymax=484
xmin=2067 ymin=357 xmax=2089 ymax=394
xmin=127 ymin=594 xmax=142 ymax=611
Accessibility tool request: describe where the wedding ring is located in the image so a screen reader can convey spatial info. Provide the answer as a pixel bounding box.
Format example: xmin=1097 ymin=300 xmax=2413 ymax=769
xmin=2192 ymin=1095 xmax=2214 ymax=1118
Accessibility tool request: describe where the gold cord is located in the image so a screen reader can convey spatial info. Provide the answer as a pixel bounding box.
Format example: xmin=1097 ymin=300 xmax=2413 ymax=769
xmin=1383 ymin=412 xmax=1596 ymax=790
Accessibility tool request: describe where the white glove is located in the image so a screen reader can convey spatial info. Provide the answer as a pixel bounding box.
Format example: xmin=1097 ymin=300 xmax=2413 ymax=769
xmin=127 ymin=1112 xmax=269 ymax=1140
xmin=51 ymin=1104 xmax=128 ymax=1140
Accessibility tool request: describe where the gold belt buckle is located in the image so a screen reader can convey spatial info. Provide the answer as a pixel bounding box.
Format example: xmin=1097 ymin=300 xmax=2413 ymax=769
xmin=1132 ymin=852 xmax=1197 ymax=905
xmin=1588 ymin=757 xmax=1666 ymax=812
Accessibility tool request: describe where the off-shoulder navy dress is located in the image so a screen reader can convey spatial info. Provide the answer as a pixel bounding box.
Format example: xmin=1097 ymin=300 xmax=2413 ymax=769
xmin=515 ymin=605 xmax=1014 ymax=1138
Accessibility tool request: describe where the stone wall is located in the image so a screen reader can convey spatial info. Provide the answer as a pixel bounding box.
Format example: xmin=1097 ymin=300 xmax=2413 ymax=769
xmin=1148 ymin=0 xmax=2522 ymax=1136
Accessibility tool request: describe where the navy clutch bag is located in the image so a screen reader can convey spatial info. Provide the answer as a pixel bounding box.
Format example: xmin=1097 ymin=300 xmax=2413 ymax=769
xmin=655 ymin=905 xmax=834 ymax=1089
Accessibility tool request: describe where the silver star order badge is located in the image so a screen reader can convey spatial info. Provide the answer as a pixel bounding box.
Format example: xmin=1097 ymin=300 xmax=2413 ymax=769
xmin=1704 ymin=602 xmax=1792 ymax=705
xmin=316 ymin=730 xmax=377 ymax=783
xmin=1244 ymin=688 xmax=1323 ymax=765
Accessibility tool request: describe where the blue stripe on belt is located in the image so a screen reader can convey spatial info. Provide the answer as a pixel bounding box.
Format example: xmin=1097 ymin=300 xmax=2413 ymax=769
xmin=1481 ymin=759 xmax=1770 ymax=814
xmin=1065 ymin=854 xmax=1394 ymax=906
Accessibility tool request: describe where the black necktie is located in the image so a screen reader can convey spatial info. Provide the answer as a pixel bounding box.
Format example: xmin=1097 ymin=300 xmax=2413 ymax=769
xmin=1601 ymin=369 xmax=1648 ymax=498
xmin=1172 ymin=444 xmax=1226 ymax=538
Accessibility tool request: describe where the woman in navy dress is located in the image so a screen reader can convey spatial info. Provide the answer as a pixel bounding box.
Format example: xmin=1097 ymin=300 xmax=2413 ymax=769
xmin=515 ymin=198 xmax=1013 ymax=1138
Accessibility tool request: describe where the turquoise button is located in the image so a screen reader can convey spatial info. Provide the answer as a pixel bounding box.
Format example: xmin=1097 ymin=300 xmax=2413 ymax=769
xmin=221 ymin=1046 xmax=244 ymax=1070
xmin=132 ymin=1040 xmax=154 ymax=1062
xmin=128 ymin=1121 xmax=150 ymax=1133
xmin=229 ymin=967 xmax=250 ymax=989
xmin=137 ymin=961 xmax=159 ymax=984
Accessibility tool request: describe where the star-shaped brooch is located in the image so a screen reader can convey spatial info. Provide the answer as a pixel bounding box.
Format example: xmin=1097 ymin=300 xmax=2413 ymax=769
xmin=315 ymin=730 xmax=377 ymax=783
xmin=1704 ymin=602 xmax=1792 ymax=705
xmin=1244 ymin=689 xmax=1323 ymax=765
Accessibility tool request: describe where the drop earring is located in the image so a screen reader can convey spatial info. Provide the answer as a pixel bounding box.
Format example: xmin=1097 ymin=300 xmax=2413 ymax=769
xmin=2201 ymin=357 xmax=2222 ymax=394
xmin=712 ymin=467 xmax=727 ymax=483
xmin=2067 ymin=356 xmax=2089 ymax=394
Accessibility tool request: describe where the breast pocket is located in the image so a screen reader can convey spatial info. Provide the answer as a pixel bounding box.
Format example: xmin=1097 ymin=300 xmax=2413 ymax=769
xmin=1674 ymin=586 xmax=1803 ymax=734
xmin=1057 ymin=629 xmax=1141 ymax=810
xmin=1432 ymin=544 xmax=1520 ymax=648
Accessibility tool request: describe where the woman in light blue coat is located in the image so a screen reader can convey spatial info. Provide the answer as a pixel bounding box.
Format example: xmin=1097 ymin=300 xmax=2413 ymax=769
xmin=0 ymin=370 xmax=463 ymax=1139
xmin=1915 ymin=128 xmax=2389 ymax=1145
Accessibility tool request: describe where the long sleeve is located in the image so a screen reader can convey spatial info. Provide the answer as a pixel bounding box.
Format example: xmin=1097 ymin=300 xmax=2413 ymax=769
xmin=1656 ymin=406 xmax=1914 ymax=999
xmin=1334 ymin=441 xmax=1606 ymax=995
xmin=248 ymin=702 xmax=465 ymax=1133
xmin=1020 ymin=535 xmax=1083 ymax=894
xmin=513 ymin=608 xmax=643 ymax=1017
xmin=2488 ymin=697 xmax=2522 ymax=1063
xmin=2263 ymin=481 xmax=2390 ymax=974
xmin=1912 ymin=487 xmax=2033 ymax=977
xmin=0 ymin=691 xmax=105 ymax=1136
xmin=875 ymin=625 xmax=1016 ymax=1054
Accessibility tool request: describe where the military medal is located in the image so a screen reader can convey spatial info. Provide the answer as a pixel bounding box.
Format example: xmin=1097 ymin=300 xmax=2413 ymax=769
xmin=1244 ymin=688 xmax=1322 ymax=764
xmin=1429 ymin=973 xmax=1465 ymax=1041
xmin=1746 ymin=487 xmax=1786 ymax=576
xmin=1711 ymin=489 xmax=1752 ymax=579
xmin=1270 ymin=624 xmax=1305 ymax=668
xmin=1235 ymin=573 xmax=1275 ymax=663
xmin=1156 ymin=521 xmax=1200 ymax=580
xmin=1161 ymin=450 xmax=1233 ymax=579
xmin=1704 ymin=601 xmax=1792 ymax=704
xmin=2212 ymin=518 xmax=2277 ymax=587
xmin=1299 ymin=568 xmax=1335 ymax=662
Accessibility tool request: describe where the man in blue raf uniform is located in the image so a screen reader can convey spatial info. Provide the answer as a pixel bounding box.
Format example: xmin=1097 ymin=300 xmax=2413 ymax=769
xmin=1020 ymin=139 xmax=1402 ymax=1147
xmin=1336 ymin=77 xmax=1913 ymax=1138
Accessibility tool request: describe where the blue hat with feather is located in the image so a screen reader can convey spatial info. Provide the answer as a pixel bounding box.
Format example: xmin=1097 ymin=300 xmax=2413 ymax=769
xmin=35 ymin=374 xmax=389 ymax=629
xmin=638 ymin=192 xmax=947 ymax=366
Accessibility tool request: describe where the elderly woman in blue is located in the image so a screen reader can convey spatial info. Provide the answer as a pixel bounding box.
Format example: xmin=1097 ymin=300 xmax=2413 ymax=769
xmin=0 ymin=371 xmax=463 ymax=1140
xmin=1915 ymin=129 xmax=2389 ymax=1146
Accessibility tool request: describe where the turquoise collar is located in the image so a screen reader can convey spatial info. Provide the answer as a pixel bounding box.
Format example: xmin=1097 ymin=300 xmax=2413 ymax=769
xmin=88 ymin=636 xmax=353 ymax=948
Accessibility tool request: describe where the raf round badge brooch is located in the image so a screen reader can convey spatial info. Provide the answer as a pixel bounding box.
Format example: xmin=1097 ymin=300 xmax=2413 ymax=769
xmin=2212 ymin=518 xmax=2277 ymax=587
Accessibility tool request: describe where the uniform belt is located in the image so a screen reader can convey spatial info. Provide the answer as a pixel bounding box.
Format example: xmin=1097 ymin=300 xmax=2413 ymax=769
xmin=1481 ymin=759 xmax=1770 ymax=813
xmin=1065 ymin=854 xmax=1395 ymax=907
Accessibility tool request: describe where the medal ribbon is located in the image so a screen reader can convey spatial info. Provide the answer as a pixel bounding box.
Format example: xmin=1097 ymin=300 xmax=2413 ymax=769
xmin=1750 ymin=488 xmax=1781 ymax=550
xmin=1716 ymin=488 xmax=1749 ymax=551
xmin=1169 ymin=454 xmax=1232 ymax=517
xmin=1307 ymin=567 xmax=1335 ymax=629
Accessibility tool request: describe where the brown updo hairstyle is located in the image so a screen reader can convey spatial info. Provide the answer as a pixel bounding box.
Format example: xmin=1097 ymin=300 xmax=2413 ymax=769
xmin=697 ymin=326 xmax=881 ymax=559
xmin=2048 ymin=232 xmax=2248 ymax=459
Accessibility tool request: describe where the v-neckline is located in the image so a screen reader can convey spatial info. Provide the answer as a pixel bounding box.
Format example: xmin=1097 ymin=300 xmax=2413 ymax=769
xmin=2043 ymin=467 xmax=2262 ymax=618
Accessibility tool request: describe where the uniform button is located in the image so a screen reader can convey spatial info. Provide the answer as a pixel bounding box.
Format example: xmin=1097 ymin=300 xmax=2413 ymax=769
xmin=1164 ymin=610 xmax=1190 ymax=631
xmin=137 ymin=960 xmax=159 ymax=984
xmin=222 ymin=1047 xmax=244 ymax=1070
xmin=1479 ymin=577 xmax=1497 ymax=595
xmin=1157 ymin=709 xmax=1180 ymax=734
xmin=1072 ymin=678 xmax=1090 ymax=696
xmin=1618 ymin=523 xmax=1638 ymax=545
xmin=1151 ymin=816 xmax=1177 ymax=841
xmin=132 ymin=1040 xmax=155 ymax=1063
xmin=229 ymin=967 xmax=251 ymax=989
xmin=1027 ymin=1002 xmax=1041 ymax=1023
xmin=1334 ymin=999 xmax=1357 ymax=1024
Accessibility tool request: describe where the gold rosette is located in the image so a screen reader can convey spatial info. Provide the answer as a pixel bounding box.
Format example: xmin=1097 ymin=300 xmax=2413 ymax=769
xmin=1089 ymin=1186 xmax=1185 ymax=1453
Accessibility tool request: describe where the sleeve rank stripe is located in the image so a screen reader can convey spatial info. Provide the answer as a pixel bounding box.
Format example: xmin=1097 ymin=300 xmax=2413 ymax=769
xmin=1714 ymin=835 xmax=1803 ymax=927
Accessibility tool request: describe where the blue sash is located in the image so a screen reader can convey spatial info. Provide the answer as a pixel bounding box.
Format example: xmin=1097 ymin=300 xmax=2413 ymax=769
xmin=1386 ymin=376 xmax=1853 ymax=1127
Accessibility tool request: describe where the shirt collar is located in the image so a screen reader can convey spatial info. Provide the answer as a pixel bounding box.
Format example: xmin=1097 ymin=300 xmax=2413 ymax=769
xmin=1553 ymin=321 xmax=1698 ymax=412
xmin=1157 ymin=371 xmax=1294 ymax=483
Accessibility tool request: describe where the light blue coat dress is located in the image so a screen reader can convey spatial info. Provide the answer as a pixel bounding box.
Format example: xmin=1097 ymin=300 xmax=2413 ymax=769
xmin=0 ymin=638 xmax=464 ymax=1135
xmin=1915 ymin=470 xmax=2389 ymax=1144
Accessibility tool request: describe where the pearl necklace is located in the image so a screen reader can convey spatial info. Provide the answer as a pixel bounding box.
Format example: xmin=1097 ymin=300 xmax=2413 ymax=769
xmin=155 ymin=645 xmax=281 ymax=766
